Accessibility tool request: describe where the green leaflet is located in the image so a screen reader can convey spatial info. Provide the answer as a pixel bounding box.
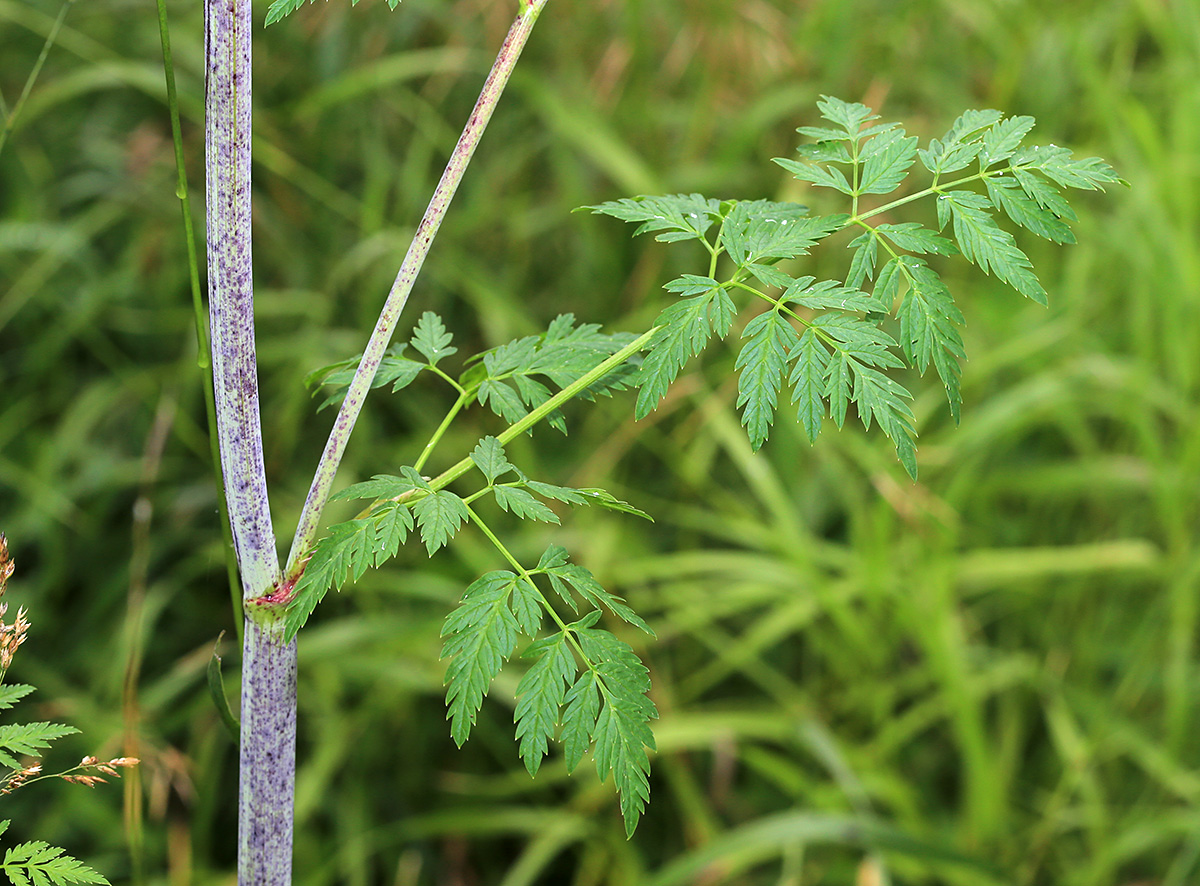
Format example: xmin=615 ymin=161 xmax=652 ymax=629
xmin=538 ymin=544 xmax=654 ymax=635
xmin=581 ymin=193 xmax=721 ymax=244
xmin=577 ymin=623 xmax=658 ymax=838
xmin=441 ymin=571 xmax=530 ymax=747
xmin=0 ymin=831 xmax=110 ymax=886
xmin=635 ymin=286 xmax=736 ymax=419
xmin=514 ymin=633 xmax=575 ymax=776
xmin=735 ymin=310 xmax=797 ymax=450
xmin=0 ymin=723 xmax=80 ymax=770
xmin=939 ymin=190 xmax=1047 ymax=304
xmin=470 ymin=313 xmax=638 ymax=433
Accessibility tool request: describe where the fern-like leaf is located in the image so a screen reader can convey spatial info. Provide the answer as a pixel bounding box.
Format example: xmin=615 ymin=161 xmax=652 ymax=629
xmin=0 ymin=686 xmax=33 ymax=712
xmin=734 ymin=309 xmax=797 ymax=450
xmin=581 ymin=194 xmax=720 ymax=244
xmin=0 ymin=723 xmax=79 ymax=768
xmin=513 ymin=633 xmax=576 ymax=776
xmin=0 ymin=836 xmax=109 ymax=885
xmin=940 ymin=191 xmax=1047 ymax=304
xmin=441 ymin=571 xmax=525 ymax=746
xmin=635 ymin=286 xmax=736 ymax=418
xmin=576 ymin=625 xmax=657 ymax=838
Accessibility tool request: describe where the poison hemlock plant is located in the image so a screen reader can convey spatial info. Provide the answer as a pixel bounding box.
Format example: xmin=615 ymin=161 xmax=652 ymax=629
xmin=184 ymin=0 xmax=1118 ymax=874
xmin=286 ymin=97 xmax=1119 ymax=835
xmin=0 ymin=535 xmax=139 ymax=886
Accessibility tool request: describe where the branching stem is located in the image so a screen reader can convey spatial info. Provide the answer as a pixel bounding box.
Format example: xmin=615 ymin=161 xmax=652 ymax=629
xmin=286 ymin=0 xmax=549 ymax=578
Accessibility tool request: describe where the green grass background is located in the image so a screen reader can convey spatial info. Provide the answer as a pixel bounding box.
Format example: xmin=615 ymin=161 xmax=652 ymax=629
xmin=2 ymin=0 xmax=1198 ymax=883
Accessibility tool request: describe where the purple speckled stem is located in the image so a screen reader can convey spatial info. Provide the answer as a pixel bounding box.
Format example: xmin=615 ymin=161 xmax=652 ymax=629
xmin=205 ymin=0 xmax=293 ymax=881
xmin=205 ymin=0 xmax=279 ymax=597
xmin=284 ymin=0 xmax=549 ymax=578
xmin=238 ymin=615 xmax=296 ymax=886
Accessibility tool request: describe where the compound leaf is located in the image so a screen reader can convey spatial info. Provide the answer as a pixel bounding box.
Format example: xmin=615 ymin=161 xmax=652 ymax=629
xmin=411 ymin=312 xmax=457 ymax=366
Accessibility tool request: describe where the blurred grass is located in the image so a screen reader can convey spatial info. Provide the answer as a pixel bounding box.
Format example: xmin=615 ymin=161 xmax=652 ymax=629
xmin=1 ymin=0 xmax=1198 ymax=883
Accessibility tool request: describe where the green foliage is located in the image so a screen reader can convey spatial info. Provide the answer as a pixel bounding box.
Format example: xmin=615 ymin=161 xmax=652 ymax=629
xmin=0 ymin=822 xmax=108 ymax=886
xmin=588 ymin=95 xmax=1120 ymax=476
xmin=308 ymin=313 xmax=636 ymax=433
xmin=264 ymin=0 xmax=401 ymax=27
xmin=0 ymin=538 xmax=129 ymax=884
xmin=0 ymin=723 xmax=78 ymax=770
xmin=283 ymin=99 xmax=1118 ymax=836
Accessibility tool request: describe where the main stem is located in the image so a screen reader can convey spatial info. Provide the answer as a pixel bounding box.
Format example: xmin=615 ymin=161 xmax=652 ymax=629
xmin=204 ymin=0 xmax=292 ymax=881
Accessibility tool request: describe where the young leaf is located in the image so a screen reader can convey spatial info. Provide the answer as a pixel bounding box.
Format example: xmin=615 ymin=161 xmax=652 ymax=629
xmin=440 ymin=571 xmax=522 ymax=746
xmin=0 ymin=839 xmax=110 ymax=885
xmin=494 ymin=486 xmax=560 ymax=524
xmin=897 ymin=258 xmax=966 ymax=423
xmin=576 ymin=625 xmax=657 ymax=838
xmin=857 ymin=127 xmax=918 ymax=195
xmin=581 ymin=194 xmax=721 ymax=244
xmin=941 ymin=191 xmax=1047 ymax=304
xmin=413 ymin=490 xmax=470 ymax=555
xmin=513 ymin=633 xmax=576 ymax=776
xmin=789 ymin=329 xmax=830 ymax=443
xmin=411 ymin=312 xmax=457 ymax=366
xmin=734 ymin=309 xmax=798 ymax=450
xmin=470 ymin=436 xmax=514 ymax=486
xmin=561 ymin=669 xmax=600 ymax=773
xmin=542 ymin=549 xmax=653 ymax=635
xmin=635 ymin=288 xmax=736 ymax=419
